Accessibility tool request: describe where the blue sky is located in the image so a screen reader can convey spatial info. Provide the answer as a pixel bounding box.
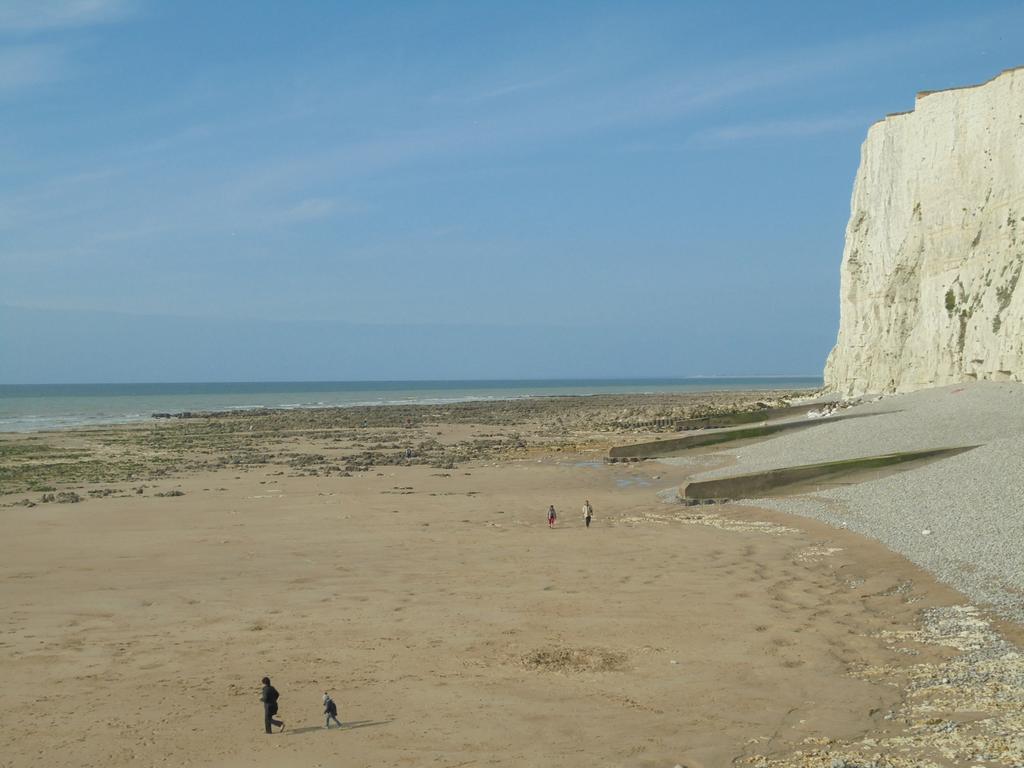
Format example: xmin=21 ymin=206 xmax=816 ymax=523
xmin=1 ymin=0 xmax=1021 ymax=383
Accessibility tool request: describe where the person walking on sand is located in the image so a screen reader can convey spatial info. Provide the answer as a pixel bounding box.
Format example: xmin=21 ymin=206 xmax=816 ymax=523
xmin=582 ymin=499 xmax=593 ymax=528
xmin=547 ymin=504 xmax=557 ymax=528
xmin=261 ymin=676 xmax=284 ymax=733
xmin=323 ymin=691 xmax=342 ymax=728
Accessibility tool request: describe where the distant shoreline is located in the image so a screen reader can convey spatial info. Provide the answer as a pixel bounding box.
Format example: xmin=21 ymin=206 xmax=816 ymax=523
xmin=0 ymin=375 xmax=823 ymax=391
xmin=0 ymin=377 xmax=822 ymax=433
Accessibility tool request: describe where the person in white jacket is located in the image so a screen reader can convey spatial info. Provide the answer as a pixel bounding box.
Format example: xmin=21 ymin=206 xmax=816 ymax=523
xmin=582 ymin=500 xmax=593 ymax=528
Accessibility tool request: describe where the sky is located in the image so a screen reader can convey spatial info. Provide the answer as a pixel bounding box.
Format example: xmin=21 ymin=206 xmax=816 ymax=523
xmin=1 ymin=0 xmax=1021 ymax=383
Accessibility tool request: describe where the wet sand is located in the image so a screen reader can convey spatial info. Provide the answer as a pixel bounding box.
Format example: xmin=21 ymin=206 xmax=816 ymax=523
xmin=0 ymin=393 xmax=1019 ymax=767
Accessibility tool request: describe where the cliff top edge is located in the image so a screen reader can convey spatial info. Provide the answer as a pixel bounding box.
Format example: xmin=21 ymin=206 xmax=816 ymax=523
xmin=872 ymin=64 xmax=1023 ymax=127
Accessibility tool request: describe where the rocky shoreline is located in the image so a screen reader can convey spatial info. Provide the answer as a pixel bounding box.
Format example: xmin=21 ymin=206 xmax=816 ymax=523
xmin=0 ymin=389 xmax=809 ymax=501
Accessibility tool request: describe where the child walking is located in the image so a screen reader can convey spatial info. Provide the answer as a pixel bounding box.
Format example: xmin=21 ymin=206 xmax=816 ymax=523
xmin=547 ymin=505 xmax=557 ymax=528
xmin=323 ymin=691 xmax=342 ymax=728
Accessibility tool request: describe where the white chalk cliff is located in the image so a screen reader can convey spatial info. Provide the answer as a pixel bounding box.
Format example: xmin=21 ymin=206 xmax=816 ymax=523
xmin=825 ymin=66 xmax=1024 ymax=396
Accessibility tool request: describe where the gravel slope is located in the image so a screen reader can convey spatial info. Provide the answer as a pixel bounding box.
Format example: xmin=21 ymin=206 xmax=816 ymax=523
xmin=662 ymin=382 xmax=1024 ymax=621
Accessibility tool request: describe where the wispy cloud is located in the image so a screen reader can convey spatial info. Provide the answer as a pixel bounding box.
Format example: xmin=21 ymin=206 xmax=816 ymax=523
xmin=0 ymin=44 xmax=66 ymax=92
xmin=1 ymin=3 xmax=1010 ymax=251
xmin=0 ymin=166 xmax=123 ymax=230
xmin=0 ymin=0 xmax=133 ymax=33
xmin=431 ymin=70 xmax=573 ymax=104
xmin=276 ymin=197 xmax=365 ymax=225
xmin=0 ymin=1 xmax=136 ymax=97
xmin=691 ymin=115 xmax=869 ymax=146
xmin=0 ymin=27 xmax=899 ymax=238
xmin=198 ymin=55 xmax=851 ymax=204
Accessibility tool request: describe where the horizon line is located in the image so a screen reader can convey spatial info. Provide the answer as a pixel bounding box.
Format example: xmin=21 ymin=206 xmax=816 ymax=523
xmin=0 ymin=375 xmax=825 ymax=388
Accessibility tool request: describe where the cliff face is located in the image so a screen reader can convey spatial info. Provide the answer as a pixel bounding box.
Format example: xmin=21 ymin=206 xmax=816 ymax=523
xmin=824 ymin=67 xmax=1024 ymax=396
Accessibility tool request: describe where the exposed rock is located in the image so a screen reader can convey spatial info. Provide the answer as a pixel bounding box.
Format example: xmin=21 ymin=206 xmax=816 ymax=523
xmin=826 ymin=66 xmax=1024 ymax=396
xmin=521 ymin=646 xmax=626 ymax=673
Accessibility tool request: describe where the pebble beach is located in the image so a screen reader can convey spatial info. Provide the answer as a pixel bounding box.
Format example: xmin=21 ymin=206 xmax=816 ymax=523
xmin=683 ymin=382 xmax=1024 ymax=622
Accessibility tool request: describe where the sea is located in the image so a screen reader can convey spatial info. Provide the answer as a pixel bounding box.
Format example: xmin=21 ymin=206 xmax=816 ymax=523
xmin=0 ymin=378 xmax=823 ymax=433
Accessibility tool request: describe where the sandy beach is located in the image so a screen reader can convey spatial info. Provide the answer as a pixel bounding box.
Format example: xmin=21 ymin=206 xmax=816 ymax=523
xmin=5 ymin=4 xmax=1021 ymax=766
xmin=2 ymin=389 xmax=1022 ymax=767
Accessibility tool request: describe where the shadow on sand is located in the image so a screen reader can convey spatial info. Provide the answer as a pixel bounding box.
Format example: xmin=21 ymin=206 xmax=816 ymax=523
xmin=284 ymin=719 xmax=392 ymax=736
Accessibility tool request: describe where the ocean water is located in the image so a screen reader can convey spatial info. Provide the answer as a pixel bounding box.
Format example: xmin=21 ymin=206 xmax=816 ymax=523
xmin=0 ymin=378 xmax=822 ymax=433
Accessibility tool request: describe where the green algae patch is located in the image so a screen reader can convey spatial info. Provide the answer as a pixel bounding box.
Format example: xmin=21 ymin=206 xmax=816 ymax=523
xmin=608 ymin=413 xmax=868 ymax=460
xmin=673 ymin=402 xmax=820 ymax=430
xmin=680 ymin=446 xmax=978 ymax=501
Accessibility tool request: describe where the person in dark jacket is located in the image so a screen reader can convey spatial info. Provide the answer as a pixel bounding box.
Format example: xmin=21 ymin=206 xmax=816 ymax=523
xmin=260 ymin=676 xmax=284 ymax=733
xmin=323 ymin=691 xmax=342 ymax=728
